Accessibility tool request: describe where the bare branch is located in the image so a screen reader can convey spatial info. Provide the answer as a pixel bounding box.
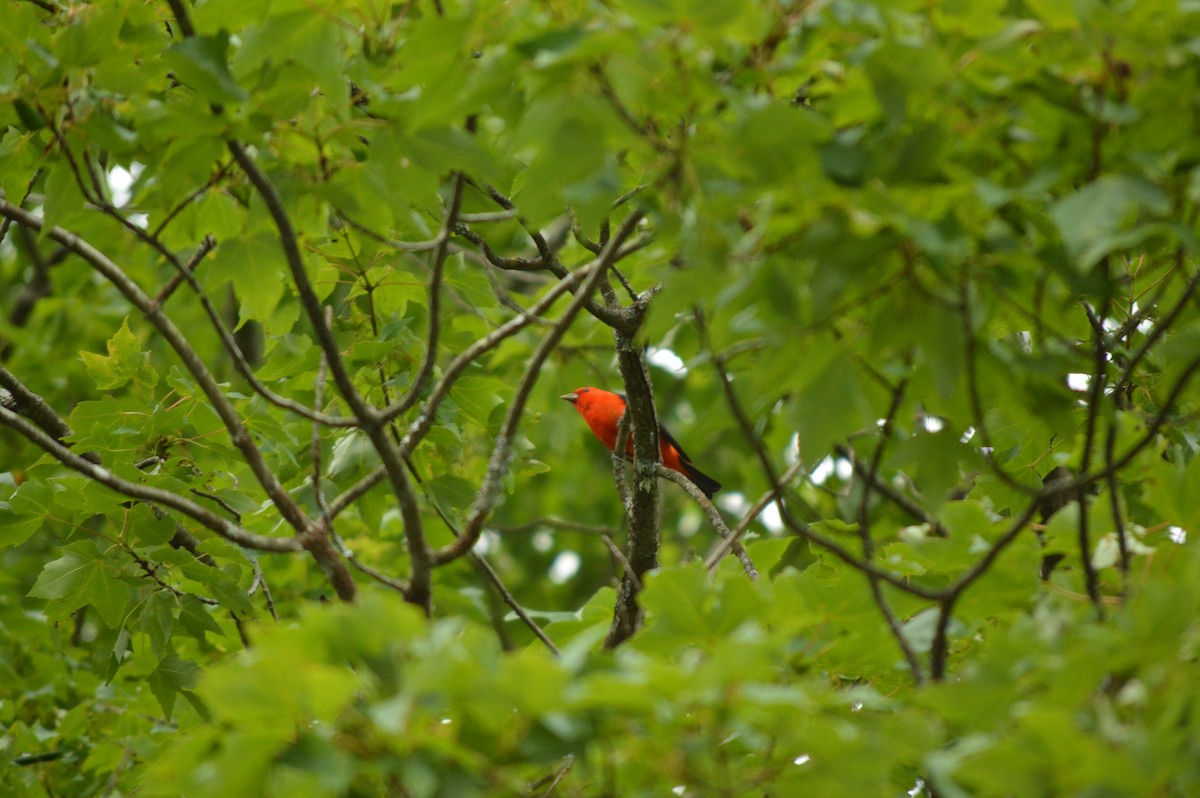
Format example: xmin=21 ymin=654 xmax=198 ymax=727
xmin=458 ymin=209 xmax=520 ymax=223
xmin=958 ymin=276 xmax=1041 ymax=495
xmin=380 ymin=172 xmax=467 ymax=421
xmin=469 ymin=549 xmax=561 ymax=656
xmin=1076 ymin=304 xmax=1109 ymax=614
xmin=339 ymin=212 xmax=443 ymax=252
xmin=1111 ymin=250 xmax=1198 ymax=404
xmin=6 ymin=216 xmax=62 ymax=336
xmin=653 ymin=464 xmax=758 ymax=580
xmin=499 ymin=518 xmax=623 ymax=536
xmin=0 ymin=367 xmax=77 ymax=444
xmin=326 ymin=250 xmax=610 ymax=543
xmin=602 ymin=534 xmax=642 ymax=592
xmin=836 ymin=444 xmax=947 ymax=537
xmin=164 ymin=0 xmax=195 ymax=36
xmin=852 ymin=375 xmax=925 ymax=685
xmin=228 ymin=143 xmax=374 ymax=424
xmin=603 ymin=320 xmax=659 ymax=648
xmin=611 ymin=408 xmax=633 ymax=507
xmin=400 ymin=455 xmax=561 ymax=655
xmin=455 ymin=225 xmax=550 ymax=272
xmin=151 ymin=234 xmax=217 ymax=307
xmin=467 ymin=185 xmax=630 ymax=329
xmin=705 ymin=460 xmax=805 ymax=570
xmin=381 ymin=248 xmax=623 ymax=437
xmin=696 ymin=307 xmax=821 ymax=526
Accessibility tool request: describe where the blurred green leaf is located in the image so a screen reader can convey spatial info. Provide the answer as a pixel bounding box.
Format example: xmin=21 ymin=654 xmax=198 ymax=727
xmin=1050 ymin=176 xmax=1171 ymax=271
xmin=163 ymin=32 xmax=248 ymax=104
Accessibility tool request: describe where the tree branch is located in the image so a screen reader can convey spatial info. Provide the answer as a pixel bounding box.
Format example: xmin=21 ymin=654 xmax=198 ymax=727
xmin=1076 ymin=304 xmax=1108 ymax=615
xmin=930 ymin=497 xmax=1043 ymax=680
xmin=852 ymin=375 xmax=925 ymax=684
xmin=653 ymin=464 xmax=758 ymax=580
xmin=0 ymin=405 xmax=301 ymax=552
xmin=379 ymin=172 xmax=466 ymax=420
xmin=705 ymin=460 xmax=805 ymax=570
xmin=603 ymin=328 xmax=661 ymax=648
xmin=0 ymin=200 xmax=313 ymax=534
xmin=428 ymin=213 xmax=644 ymax=567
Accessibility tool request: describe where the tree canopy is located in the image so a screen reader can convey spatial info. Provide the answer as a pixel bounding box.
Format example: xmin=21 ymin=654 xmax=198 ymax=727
xmin=3 ymin=0 xmax=1200 ymax=795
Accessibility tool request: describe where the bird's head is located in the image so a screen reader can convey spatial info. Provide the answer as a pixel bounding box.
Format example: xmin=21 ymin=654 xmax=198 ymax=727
xmin=561 ymin=387 xmax=625 ymax=416
xmin=560 ymin=387 xmax=591 ymax=406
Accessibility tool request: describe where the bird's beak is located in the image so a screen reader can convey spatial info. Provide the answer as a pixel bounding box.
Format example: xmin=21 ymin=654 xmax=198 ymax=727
xmin=560 ymin=392 xmax=579 ymax=404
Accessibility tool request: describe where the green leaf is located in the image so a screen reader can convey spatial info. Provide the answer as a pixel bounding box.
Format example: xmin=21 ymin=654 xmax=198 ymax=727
xmin=427 ymin=474 xmax=477 ymax=513
xmin=328 ymin=430 xmax=378 ymax=477
xmin=178 ymin=560 xmax=253 ymax=617
xmin=892 ymin=430 xmax=982 ymax=512
xmin=80 ymin=317 xmax=159 ymax=391
xmin=452 ymin=376 xmax=509 ymax=429
xmin=791 ymin=346 xmax=874 ymax=464
xmin=163 ymin=32 xmax=248 ymax=104
xmin=28 ymin=541 xmax=127 ymax=628
xmin=1050 ymin=176 xmax=1171 ymax=271
xmin=177 ymin=594 xmax=227 ymax=643
xmin=148 ymin=653 xmax=201 ymax=720
xmin=638 ymin=563 xmax=713 ymax=645
xmin=211 ymin=234 xmax=288 ymax=327
xmin=0 ymin=480 xmax=53 ymax=548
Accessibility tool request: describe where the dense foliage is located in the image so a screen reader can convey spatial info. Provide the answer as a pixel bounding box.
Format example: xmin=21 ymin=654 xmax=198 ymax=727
xmin=3 ymin=0 xmax=1200 ymax=795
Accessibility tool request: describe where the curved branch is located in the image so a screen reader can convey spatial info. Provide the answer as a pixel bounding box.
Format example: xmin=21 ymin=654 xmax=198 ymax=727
xmin=327 ymin=243 xmax=613 ymax=520
xmin=930 ymin=497 xmax=1042 ymax=679
xmin=0 ymin=406 xmax=301 ymax=552
xmin=705 ymin=460 xmax=805 ymax=570
xmin=0 ymin=367 xmax=77 ymax=444
xmin=379 ymin=172 xmax=466 ymax=420
xmin=653 ymin=464 xmax=758 ymax=579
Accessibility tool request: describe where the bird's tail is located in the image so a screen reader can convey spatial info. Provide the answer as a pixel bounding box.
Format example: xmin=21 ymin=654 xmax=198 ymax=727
xmin=682 ymin=461 xmax=722 ymax=499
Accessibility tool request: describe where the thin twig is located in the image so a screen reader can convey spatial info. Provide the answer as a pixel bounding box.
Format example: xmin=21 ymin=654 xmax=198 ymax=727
xmin=247 ymin=557 xmax=277 ymax=620
xmin=152 ymin=234 xmax=217 ymax=306
xmin=835 ymin=444 xmax=948 ymax=537
xmin=338 ymin=212 xmax=443 ymax=252
xmin=1077 ymin=304 xmax=1108 ymax=615
xmin=380 ymin=173 xmax=467 ymax=421
xmin=705 ymin=460 xmax=805 ymax=570
xmin=601 ymin=535 xmax=641 ymax=591
xmin=151 ymin=160 xmax=234 ymax=238
xmin=930 ymin=497 xmax=1043 ymax=679
xmin=959 ymin=276 xmax=1041 ymax=495
xmin=852 ymin=375 xmax=925 ymax=684
xmin=611 ymin=409 xmax=633 ymax=507
xmin=653 ymin=464 xmax=758 ymax=580
xmin=328 ymin=241 xmax=616 ymax=520
xmin=1103 ymin=423 xmax=1129 ymax=590
xmin=499 ymin=517 xmax=622 ymax=536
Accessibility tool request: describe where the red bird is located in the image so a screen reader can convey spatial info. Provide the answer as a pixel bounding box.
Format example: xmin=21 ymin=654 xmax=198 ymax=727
xmin=561 ymin=387 xmax=722 ymax=499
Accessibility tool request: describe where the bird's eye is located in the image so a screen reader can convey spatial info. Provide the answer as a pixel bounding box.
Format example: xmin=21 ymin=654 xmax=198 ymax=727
xmin=579 ymin=388 xmax=589 ymax=393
